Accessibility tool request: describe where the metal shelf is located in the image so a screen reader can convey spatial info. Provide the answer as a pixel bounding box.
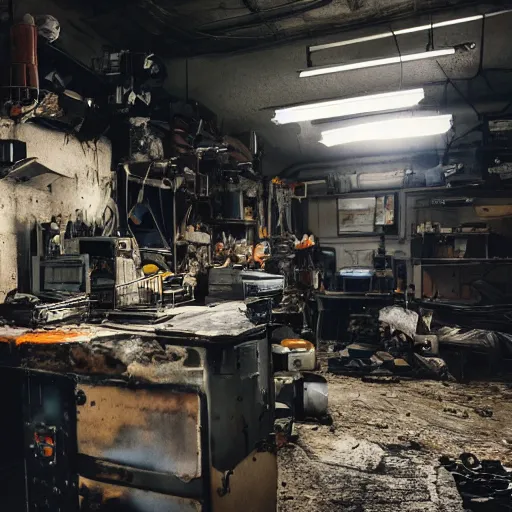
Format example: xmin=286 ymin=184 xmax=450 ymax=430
xmin=208 ymin=219 xmax=257 ymax=226
xmin=412 ymin=232 xmax=491 ymax=237
xmin=413 ymin=258 xmax=512 ymax=266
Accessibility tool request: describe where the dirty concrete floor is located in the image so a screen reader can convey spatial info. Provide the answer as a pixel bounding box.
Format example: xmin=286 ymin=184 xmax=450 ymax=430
xmin=278 ymin=374 xmax=512 ymax=511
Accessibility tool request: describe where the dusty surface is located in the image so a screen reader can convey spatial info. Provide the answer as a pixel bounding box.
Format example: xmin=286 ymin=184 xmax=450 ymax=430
xmin=278 ymin=373 xmax=512 ymax=511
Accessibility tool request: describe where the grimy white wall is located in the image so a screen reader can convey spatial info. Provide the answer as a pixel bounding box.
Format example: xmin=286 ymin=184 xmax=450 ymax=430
xmin=0 ymin=119 xmax=112 ymax=299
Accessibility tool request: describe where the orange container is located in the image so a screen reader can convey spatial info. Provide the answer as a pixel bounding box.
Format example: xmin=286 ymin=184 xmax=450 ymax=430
xmin=281 ymin=338 xmax=315 ymax=351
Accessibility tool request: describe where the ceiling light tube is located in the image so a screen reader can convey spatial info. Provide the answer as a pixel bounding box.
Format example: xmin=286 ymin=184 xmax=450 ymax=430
xmin=300 ymin=48 xmax=455 ymax=78
xmin=309 ymin=10 xmax=512 ymax=53
xmin=272 ymin=88 xmax=425 ymax=125
xmin=319 ymin=114 xmax=453 ymax=146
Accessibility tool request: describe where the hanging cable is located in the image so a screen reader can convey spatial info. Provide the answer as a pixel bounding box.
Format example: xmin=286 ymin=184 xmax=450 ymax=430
xmin=137 ymin=162 xmax=154 ymax=204
xmin=427 ymin=15 xmax=434 ymax=51
xmin=436 ymin=61 xmax=481 ymax=117
xmin=391 ymin=28 xmax=403 ymax=90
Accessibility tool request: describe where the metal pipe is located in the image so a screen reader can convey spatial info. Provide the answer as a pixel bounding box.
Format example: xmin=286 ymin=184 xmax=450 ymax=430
xmin=200 ymin=0 xmax=333 ymax=34
xmin=172 ymin=181 xmax=177 ymax=273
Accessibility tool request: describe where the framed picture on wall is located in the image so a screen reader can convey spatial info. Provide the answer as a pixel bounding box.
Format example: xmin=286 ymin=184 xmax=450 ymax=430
xmin=337 ymin=197 xmax=376 ymax=234
xmin=337 ymin=194 xmax=397 ymax=235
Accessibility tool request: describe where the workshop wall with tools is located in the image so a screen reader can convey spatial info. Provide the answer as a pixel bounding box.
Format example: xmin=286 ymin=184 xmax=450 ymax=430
xmin=164 ymin=5 xmax=512 ymax=306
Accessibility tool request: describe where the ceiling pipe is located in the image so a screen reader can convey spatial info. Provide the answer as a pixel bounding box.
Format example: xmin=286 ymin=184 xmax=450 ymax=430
xmin=281 ymin=154 xmax=419 ymax=180
xmin=280 ymin=139 xmax=487 ymax=179
xmin=189 ymin=0 xmax=506 ymax=57
xmin=199 ymin=0 xmax=333 ymax=34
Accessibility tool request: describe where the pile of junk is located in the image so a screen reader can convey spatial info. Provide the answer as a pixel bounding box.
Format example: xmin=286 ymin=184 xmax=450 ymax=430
xmin=0 ymin=10 xmax=332 ymax=511
xmin=0 ymin=227 xmax=329 ymax=511
xmin=327 ymin=304 xmax=512 ymax=382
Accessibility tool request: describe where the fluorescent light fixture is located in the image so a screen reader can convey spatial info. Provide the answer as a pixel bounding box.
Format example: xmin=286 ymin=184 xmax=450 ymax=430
xmin=300 ymin=48 xmax=455 ymax=78
xmin=309 ymin=9 xmax=512 ymax=53
xmin=320 ymin=114 xmax=453 ymax=146
xmin=272 ymin=88 xmax=424 ymax=125
xmin=310 ymin=16 xmax=482 ymax=52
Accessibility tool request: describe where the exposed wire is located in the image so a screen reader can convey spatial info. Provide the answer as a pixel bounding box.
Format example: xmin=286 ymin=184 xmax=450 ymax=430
xmin=427 ymin=15 xmax=434 ymax=51
xmin=198 ymin=0 xmax=330 ymax=35
xmin=436 ymin=61 xmax=481 ymax=117
xmin=428 ymin=14 xmax=511 ymax=106
xmin=447 ymin=122 xmax=483 ymax=150
xmin=443 ymin=121 xmax=483 ymax=163
xmin=136 ymin=162 xmax=154 ymax=204
xmin=391 ymin=28 xmax=403 ymax=90
xmin=194 ymin=30 xmax=270 ymax=40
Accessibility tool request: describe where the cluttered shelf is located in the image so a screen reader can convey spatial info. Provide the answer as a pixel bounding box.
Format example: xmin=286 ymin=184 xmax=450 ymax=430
xmin=412 ymin=232 xmax=490 ymax=237
xmin=413 ymin=258 xmax=512 ymax=265
xmin=318 ymin=291 xmax=394 ymax=299
xmin=208 ymin=218 xmax=257 ymax=226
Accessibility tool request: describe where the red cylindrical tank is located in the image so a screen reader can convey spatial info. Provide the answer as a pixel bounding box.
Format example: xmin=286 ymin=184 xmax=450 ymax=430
xmin=10 ymin=14 xmax=38 ymax=92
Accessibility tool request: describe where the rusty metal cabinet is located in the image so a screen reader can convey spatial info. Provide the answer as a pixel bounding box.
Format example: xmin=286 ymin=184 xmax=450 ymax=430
xmin=0 ymin=302 xmax=277 ymax=511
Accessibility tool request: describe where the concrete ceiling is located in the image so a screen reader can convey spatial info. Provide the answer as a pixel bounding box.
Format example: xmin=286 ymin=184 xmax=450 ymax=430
xmin=26 ymin=0 xmax=495 ymax=58
xmin=165 ymin=4 xmax=512 ymax=174
xmin=26 ymin=0 xmax=512 ymax=174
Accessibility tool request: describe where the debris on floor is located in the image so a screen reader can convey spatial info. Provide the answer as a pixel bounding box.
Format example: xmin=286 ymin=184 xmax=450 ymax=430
xmin=327 ymin=304 xmax=512 ymax=381
xmin=441 ymin=452 xmax=512 ymax=511
xmin=328 ymin=305 xmax=451 ymax=379
xmin=278 ymin=374 xmax=512 ymax=512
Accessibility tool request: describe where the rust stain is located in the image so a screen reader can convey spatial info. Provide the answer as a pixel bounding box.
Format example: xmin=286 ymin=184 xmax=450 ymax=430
xmin=211 ymin=450 xmax=277 ymax=511
xmin=15 ymin=330 xmax=87 ymax=346
xmin=79 ymin=477 xmax=202 ymax=511
xmin=77 ymin=385 xmax=202 ymax=481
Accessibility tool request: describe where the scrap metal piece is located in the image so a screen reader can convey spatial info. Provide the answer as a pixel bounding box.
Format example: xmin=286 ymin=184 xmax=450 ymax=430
xmin=441 ymin=452 xmax=512 ymax=511
xmin=414 ymin=353 xmax=451 ymax=380
xmin=379 ymin=306 xmax=419 ymax=340
xmin=302 ymin=372 xmax=328 ymax=418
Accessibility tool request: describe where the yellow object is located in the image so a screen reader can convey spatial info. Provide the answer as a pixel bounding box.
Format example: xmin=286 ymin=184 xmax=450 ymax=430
xmin=281 ymin=339 xmax=315 ymax=350
xmin=142 ymin=265 xmax=174 ymax=278
xmin=143 ymin=264 xmax=160 ymax=275
xmin=259 ymin=226 xmax=268 ymax=239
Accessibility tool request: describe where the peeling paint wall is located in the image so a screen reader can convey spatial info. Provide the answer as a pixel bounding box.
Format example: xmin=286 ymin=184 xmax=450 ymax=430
xmin=0 ymin=119 xmax=112 ymax=299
